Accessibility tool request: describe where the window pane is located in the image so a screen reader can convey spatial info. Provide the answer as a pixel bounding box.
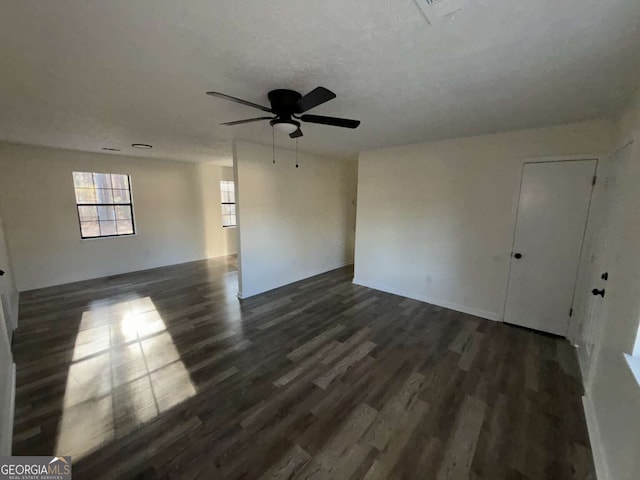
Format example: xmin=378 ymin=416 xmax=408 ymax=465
xmin=113 ymin=189 xmax=131 ymax=204
xmin=80 ymin=222 xmax=100 ymax=238
xmin=99 ymin=221 xmax=117 ymax=236
xmin=115 ymin=206 xmax=131 ymax=220
xmin=75 ymin=188 xmax=97 ymax=204
xmin=220 ymin=180 xmax=236 ymax=203
xmin=93 ymin=173 xmax=112 ymax=189
xmin=97 ymin=206 xmax=116 ymax=221
xmin=95 ymin=189 xmax=114 ymax=204
xmin=73 ymin=172 xmax=94 ymax=188
xmin=111 ymin=174 xmax=129 ymax=189
xmin=222 ymin=215 xmax=237 ymax=227
xmin=116 ymin=220 xmax=134 ymax=235
xmin=78 ymin=206 xmax=98 ymax=221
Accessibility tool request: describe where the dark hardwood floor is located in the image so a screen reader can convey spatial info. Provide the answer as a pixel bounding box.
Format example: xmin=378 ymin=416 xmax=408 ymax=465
xmin=12 ymin=256 xmax=595 ymax=479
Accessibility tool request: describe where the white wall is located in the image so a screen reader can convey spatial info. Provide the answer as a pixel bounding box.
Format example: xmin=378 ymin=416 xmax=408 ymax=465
xmin=354 ymin=120 xmax=613 ymax=320
xmin=574 ymin=90 xmax=640 ymax=480
xmin=0 ymin=143 xmax=209 ymax=291
xmin=234 ymin=141 xmax=357 ymax=298
xmin=197 ymin=162 xmax=237 ymax=258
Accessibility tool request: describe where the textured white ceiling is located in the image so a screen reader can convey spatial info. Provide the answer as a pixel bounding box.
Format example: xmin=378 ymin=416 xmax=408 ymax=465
xmin=1 ymin=0 xmax=639 ymax=161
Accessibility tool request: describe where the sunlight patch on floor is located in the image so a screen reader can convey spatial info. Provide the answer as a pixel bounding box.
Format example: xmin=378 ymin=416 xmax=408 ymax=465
xmin=56 ymin=296 xmax=196 ymax=460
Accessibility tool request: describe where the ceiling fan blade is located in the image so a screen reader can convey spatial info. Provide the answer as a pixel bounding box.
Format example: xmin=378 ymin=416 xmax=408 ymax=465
xmin=206 ymin=91 xmax=272 ymax=113
xmin=220 ymin=116 xmax=273 ymax=126
xmin=296 ymin=87 xmax=336 ymax=113
xmin=289 ymin=128 xmax=303 ymax=139
xmin=300 ymin=114 xmax=360 ymax=129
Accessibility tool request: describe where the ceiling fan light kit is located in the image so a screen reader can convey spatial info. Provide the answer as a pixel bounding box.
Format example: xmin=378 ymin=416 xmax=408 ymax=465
xmin=270 ymin=118 xmax=300 ymax=135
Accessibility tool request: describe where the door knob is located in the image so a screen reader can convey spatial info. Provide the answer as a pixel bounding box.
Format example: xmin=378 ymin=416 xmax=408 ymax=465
xmin=591 ymin=288 xmax=605 ymax=297
xmin=513 ymin=253 xmax=523 ymax=259
xmin=0 ymin=269 xmax=4 ymax=276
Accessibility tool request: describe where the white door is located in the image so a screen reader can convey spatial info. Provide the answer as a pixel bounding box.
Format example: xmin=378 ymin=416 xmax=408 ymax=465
xmin=0 ymin=212 xmax=18 ymax=333
xmin=504 ymin=160 xmax=597 ymax=336
xmin=0 ymin=211 xmax=17 ymax=455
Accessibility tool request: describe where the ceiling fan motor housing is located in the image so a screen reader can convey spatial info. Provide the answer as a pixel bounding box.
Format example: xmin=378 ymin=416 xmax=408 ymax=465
xmin=268 ymin=89 xmax=303 ymax=117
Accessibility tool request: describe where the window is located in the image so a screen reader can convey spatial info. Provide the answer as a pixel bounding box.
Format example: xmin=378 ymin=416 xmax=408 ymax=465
xmin=73 ymin=171 xmax=135 ymax=239
xmin=220 ymin=180 xmax=236 ymax=227
xmin=626 ymin=325 xmax=640 ymax=388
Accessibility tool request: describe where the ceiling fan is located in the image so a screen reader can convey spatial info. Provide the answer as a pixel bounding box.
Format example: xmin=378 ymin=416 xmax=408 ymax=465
xmin=206 ymin=87 xmax=360 ymax=138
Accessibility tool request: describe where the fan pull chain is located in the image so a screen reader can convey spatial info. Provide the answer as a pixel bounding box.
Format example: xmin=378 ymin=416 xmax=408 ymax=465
xmin=295 ymin=138 xmax=299 ymax=168
xmin=272 ymin=127 xmax=275 ymax=164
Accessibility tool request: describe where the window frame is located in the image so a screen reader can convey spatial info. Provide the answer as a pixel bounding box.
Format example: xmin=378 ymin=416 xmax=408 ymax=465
xmin=73 ymin=171 xmax=137 ymax=240
xmin=220 ymin=180 xmax=237 ymax=228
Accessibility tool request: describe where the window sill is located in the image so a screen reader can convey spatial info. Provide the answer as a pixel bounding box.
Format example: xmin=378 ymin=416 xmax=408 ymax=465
xmin=81 ymin=233 xmax=137 ymax=241
xmin=624 ymin=354 xmax=640 ymax=388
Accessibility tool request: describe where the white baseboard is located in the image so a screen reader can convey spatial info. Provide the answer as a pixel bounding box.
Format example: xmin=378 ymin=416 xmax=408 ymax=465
xmin=582 ymin=395 xmax=610 ymax=480
xmin=352 ymin=277 xmax=501 ymax=322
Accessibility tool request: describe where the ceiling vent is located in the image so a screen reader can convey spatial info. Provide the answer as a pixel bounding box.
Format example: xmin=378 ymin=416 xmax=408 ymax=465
xmin=414 ymin=0 xmax=468 ymax=24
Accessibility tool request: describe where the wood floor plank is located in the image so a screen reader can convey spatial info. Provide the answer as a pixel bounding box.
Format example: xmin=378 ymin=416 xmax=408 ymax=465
xmin=448 ymin=320 xmax=478 ymax=354
xmin=362 ymin=398 xmax=429 ymax=480
xmin=294 ymin=403 xmax=378 ymax=480
xmin=437 ymin=395 xmax=487 ymax=480
xmin=286 ymin=324 xmax=346 ymax=362
xmin=258 ymin=443 xmax=311 ymax=480
xmin=314 ymin=341 xmax=377 ymax=390
xmin=459 ymin=331 xmax=484 ymax=372
xmin=362 ymin=371 xmax=427 ymax=451
xmin=275 ymin=341 xmax=339 ymax=387
xmin=320 ymin=327 xmax=372 ymax=366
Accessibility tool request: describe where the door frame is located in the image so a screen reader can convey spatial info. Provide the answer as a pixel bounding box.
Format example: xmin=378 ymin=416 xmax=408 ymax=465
xmin=500 ymin=153 xmax=605 ymax=341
